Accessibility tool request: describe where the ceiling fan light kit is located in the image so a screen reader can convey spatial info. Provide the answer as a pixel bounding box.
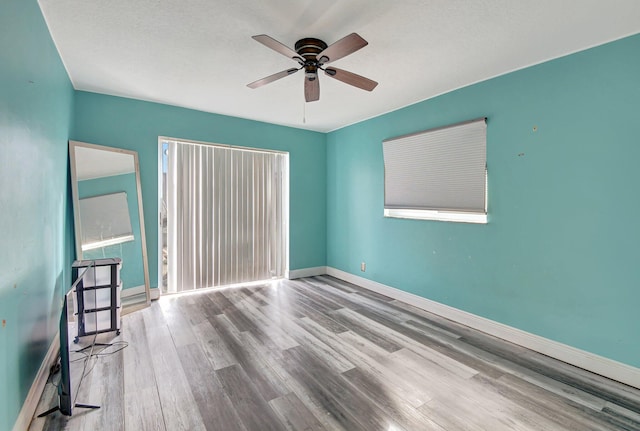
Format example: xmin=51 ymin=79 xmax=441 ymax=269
xmin=248 ymin=33 xmax=378 ymax=102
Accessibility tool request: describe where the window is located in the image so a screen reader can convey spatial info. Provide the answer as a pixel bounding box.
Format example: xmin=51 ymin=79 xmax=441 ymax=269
xmin=162 ymin=138 xmax=289 ymax=293
xmin=383 ymin=117 xmax=487 ymax=223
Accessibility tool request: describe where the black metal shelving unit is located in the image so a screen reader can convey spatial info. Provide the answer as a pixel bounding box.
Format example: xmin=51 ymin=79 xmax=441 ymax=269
xmin=71 ymin=258 xmax=122 ymax=342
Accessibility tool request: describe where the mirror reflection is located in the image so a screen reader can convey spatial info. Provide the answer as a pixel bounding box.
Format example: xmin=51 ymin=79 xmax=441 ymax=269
xmin=70 ymin=141 xmax=150 ymax=311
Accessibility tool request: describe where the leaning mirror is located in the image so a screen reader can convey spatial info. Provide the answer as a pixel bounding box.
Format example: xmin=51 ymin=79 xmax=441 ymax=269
xmin=69 ymin=141 xmax=151 ymax=312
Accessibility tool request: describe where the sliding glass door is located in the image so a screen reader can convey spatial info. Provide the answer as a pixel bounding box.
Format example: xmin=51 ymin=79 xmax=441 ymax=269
xmin=160 ymin=139 xmax=288 ymax=293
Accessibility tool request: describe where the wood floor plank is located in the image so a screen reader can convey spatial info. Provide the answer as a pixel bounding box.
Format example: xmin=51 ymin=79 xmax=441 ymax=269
xmin=284 ymin=345 xmax=408 ymax=431
xmin=388 ymin=298 xmax=492 ymax=338
xmin=340 ymin=306 xmax=484 ymax=380
xmin=216 ymin=364 xmax=286 ymax=431
xmin=336 ymin=332 xmax=447 ymax=407
xmin=124 ymin=387 xmax=166 ymax=431
xmin=244 ymin=292 xmax=354 ymax=374
xmin=489 ymin=373 xmax=622 ymax=431
xmin=269 ymin=392 xmax=328 ymax=431
xmin=29 ymin=380 xmax=61 ymax=431
xmin=158 ymin=296 xmax=199 ymax=347
xmin=286 ymin=279 xmax=346 ymax=311
xmin=301 ymin=317 xmax=434 ymax=408
xmin=391 ymin=344 xmax=479 ymax=381
xmin=353 ymin=304 xmax=511 ymax=379
xmin=227 ymin=289 xmax=300 ymax=351
xmin=303 ymin=277 xmax=380 ymax=311
xmin=404 ymin=317 xmax=464 ymax=340
xmin=143 ymin=307 xmax=206 ymax=431
xmin=219 ymin=291 xmax=260 ymax=332
xmin=72 ymin=334 xmax=125 ymax=431
xmin=29 ymin=276 xmax=640 ymax=431
xmin=278 ymin=346 xmax=380 ymax=431
xmin=312 ymin=275 xmax=359 ymax=294
xmin=341 ymin=367 xmax=447 ymax=431
xmin=204 ymin=289 xmax=237 ymax=315
xmin=291 ymin=298 xmax=350 ymax=334
xmin=240 ymin=330 xmax=348 ymax=431
xmin=211 ymin=313 xmax=289 ymax=402
xmin=418 ymin=371 xmax=587 ymax=431
xmin=329 ymin=309 xmax=403 ymax=353
xmin=178 ymin=343 xmax=248 ymax=431
xmin=252 ymin=287 xmax=306 ymax=320
xmin=122 ymin=313 xmax=166 ymax=431
xmin=174 ymin=297 xmax=239 ymax=370
xmin=283 ymin=319 xmax=356 ymax=374
xmin=235 ymin=285 xmax=271 ymax=308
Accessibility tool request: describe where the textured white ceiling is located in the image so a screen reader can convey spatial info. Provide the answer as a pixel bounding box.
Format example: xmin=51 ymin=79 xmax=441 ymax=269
xmin=39 ymin=0 xmax=640 ymax=132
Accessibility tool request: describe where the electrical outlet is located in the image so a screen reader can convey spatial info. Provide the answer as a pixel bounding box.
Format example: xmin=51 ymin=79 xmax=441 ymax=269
xmin=361 ymin=262 xmax=366 ymax=272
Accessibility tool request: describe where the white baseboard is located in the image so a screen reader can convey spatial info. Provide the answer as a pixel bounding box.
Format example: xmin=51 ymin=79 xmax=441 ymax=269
xmin=326 ymin=267 xmax=640 ymax=390
xmin=122 ymin=285 xmax=160 ymax=301
xmin=13 ymin=334 xmax=60 ymax=431
xmin=121 ymin=285 xmax=145 ymax=298
xmin=287 ymin=266 xmax=328 ymax=280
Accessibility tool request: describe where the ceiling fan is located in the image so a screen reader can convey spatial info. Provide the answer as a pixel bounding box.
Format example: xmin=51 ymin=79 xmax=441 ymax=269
xmin=247 ymin=33 xmax=378 ymax=102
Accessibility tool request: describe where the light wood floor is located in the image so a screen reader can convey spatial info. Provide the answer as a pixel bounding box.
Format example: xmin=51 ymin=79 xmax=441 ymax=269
xmin=30 ymin=276 xmax=640 ymax=430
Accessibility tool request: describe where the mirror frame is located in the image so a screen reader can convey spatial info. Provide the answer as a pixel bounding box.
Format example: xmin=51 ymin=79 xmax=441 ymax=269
xmin=69 ymin=140 xmax=151 ymax=310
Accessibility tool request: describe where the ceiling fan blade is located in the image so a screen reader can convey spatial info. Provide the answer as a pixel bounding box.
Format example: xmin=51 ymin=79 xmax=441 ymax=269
xmin=252 ymin=35 xmax=302 ymax=62
xmin=305 ymin=76 xmax=320 ymax=102
xmin=324 ymin=67 xmax=378 ymax=91
xmin=316 ymin=33 xmax=368 ymax=64
xmin=247 ymin=68 xmax=300 ymax=89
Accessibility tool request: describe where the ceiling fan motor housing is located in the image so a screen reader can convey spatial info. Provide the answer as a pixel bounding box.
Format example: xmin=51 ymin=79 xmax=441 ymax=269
xmin=295 ymin=38 xmax=327 ymax=80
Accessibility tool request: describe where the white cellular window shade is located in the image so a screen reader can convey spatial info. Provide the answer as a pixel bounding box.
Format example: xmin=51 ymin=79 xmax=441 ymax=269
xmin=79 ymin=192 xmax=134 ymax=251
xmin=383 ymin=118 xmax=487 ymax=223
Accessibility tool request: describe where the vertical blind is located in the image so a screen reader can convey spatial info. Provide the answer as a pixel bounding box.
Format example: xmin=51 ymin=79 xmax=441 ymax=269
xmin=166 ymin=140 xmax=288 ymax=293
xmin=383 ymin=118 xmax=487 ymax=220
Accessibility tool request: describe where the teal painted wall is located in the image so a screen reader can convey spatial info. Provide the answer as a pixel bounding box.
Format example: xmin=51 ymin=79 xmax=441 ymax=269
xmin=72 ymin=93 xmax=327 ymax=288
xmin=78 ymin=173 xmax=145 ymax=289
xmin=327 ymin=34 xmax=640 ymax=367
xmin=0 ymin=1 xmax=74 ymax=430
